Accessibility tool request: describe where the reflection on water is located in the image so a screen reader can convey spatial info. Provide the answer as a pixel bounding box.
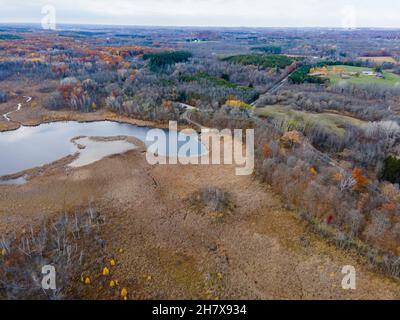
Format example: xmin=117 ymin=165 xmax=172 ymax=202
xmin=69 ymin=137 xmax=137 ymax=168
xmin=0 ymin=121 xmax=206 ymax=177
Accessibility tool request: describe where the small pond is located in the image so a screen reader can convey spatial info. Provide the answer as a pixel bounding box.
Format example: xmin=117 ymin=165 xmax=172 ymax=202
xmin=0 ymin=121 xmax=206 ymax=180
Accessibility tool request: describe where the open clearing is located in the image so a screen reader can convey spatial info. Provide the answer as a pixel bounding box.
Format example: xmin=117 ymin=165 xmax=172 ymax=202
xmin=359 ymin=56 xmax=398 ymax=65
xmin=324 ymin=65 xmax=400 ymax=87
xmin=255 ymin=105 xmax=366 ymax=137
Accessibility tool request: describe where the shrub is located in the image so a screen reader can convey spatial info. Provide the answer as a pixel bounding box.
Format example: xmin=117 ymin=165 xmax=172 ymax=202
xmin=225 ymin=99 xmax=254 ymax=110
xmin=0 ymin=90 xmax=8 ymax=103
xmin=393 ymin=223 xmax=400 ymax=242
xmin=380 ymin=155 xmax=400 ymax=184
xmin=43 ymin=92 xmax=64 ymax=110
xmin=0 ymin=207 xmax=105 ymax=299
xmin=189 ymin=187 xmax=235 ymax=217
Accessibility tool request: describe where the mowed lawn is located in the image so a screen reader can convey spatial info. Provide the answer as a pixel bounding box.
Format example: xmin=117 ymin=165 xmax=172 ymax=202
xmin=325 ymin=65 xmax=400 ymax=86
xmin=255 ymin=105 xmax=366 ymax=137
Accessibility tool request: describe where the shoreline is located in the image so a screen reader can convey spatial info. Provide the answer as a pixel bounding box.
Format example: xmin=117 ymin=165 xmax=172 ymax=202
xmin=0 ymin=109 xmax=190 ymax=181
xmin=0 ymin=124 xmax=149 ymax=182
xmin=0 ymin=109 xmax=191 ymax=133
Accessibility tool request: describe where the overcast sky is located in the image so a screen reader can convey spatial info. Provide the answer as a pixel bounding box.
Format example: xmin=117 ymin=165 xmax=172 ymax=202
xmin=1 ymin=0 xmax=400 ymax=28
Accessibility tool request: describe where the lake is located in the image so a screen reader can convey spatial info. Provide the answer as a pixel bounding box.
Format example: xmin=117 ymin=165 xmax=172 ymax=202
xmin=0 ymin=121 xmax=206 ymax=180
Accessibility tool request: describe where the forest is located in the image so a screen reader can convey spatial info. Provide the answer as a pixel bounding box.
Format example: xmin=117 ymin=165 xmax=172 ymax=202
xmin=0 ymin=26 xmax=399 ymax=299
xmin=222 ymin=54 xmax=296 ymax=69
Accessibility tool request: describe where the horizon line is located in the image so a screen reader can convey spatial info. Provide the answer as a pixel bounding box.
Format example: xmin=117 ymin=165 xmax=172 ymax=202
xmin=1 ymin=21 xmax=400 ymax=30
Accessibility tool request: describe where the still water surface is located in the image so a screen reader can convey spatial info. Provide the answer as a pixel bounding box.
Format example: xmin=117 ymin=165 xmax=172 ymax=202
xmin=0 ymin=121 xmax=205 ymax=179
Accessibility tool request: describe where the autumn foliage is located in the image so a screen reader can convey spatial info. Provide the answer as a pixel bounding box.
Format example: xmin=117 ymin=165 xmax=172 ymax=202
xmin=352 ymin=168 xmax=369 ymax=190
xmin=280 ymin=130 xmax=303 ymax=147
xmin=225 ymin=99 xmax=253 ymax=110
xmin=263 ymin=144 xmax=271 ymax=159
xmin=309 ymin=167 xmax=318 ymax=176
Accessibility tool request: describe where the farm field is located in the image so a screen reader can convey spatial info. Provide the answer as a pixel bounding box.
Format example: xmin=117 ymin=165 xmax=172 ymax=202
xmin=359 ymin=56 xmax=398 ymax=65
xmin=324 ymin=65 xmax=400 ymax=86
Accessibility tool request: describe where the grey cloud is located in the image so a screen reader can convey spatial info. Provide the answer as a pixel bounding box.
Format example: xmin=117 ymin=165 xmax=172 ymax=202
xmin=0 ymin=0 xmax=399 ymax=27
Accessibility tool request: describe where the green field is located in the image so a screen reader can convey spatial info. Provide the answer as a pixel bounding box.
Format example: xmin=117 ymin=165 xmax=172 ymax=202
xmin=255 ymin=105 xmax=366 ymax=137
xmin=324 ymin=65 xmax=400 ymax=86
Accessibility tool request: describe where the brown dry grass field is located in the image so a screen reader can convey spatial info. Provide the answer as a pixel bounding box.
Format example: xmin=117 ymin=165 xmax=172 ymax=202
xmin=0 ymin=80 xmax=400 ymax=299
xmin=359 ymin=56 xmax=398 ymax=64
